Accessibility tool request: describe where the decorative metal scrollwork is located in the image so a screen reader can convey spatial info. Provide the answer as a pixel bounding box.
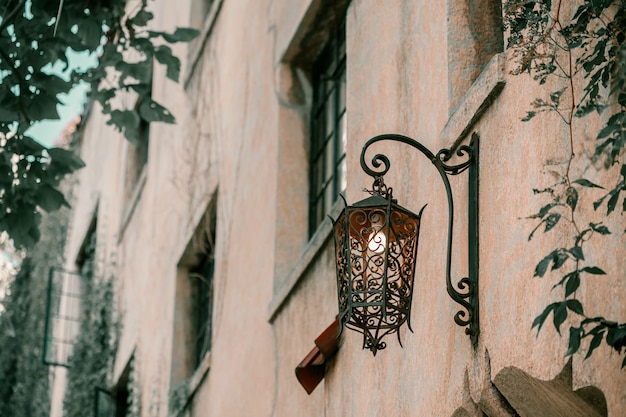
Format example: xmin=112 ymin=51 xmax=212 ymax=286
xmin=357 ymin=133 xmax=480 ymax=344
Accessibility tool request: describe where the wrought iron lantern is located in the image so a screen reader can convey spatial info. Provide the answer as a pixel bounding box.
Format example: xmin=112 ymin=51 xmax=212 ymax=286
xmin=331 ymin=133 xmax=479 ymax=355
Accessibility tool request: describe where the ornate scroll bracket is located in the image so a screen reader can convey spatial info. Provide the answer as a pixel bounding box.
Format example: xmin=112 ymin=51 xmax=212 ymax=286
xmin=360 ymin=133 xmax=480 ymax=345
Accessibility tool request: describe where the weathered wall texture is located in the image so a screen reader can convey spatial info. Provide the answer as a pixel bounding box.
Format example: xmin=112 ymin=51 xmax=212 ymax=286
xmin=51 ymin=0 xmax=625 ymax=416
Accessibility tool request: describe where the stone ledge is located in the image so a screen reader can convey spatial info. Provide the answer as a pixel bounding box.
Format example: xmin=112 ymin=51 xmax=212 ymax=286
xmin=168 ymin=352 xmax=212 ymax=417
xmin=118 ymin=166 xmax=147 ymax=243
xmin=441 ymin=53 xmax=506 ymax=149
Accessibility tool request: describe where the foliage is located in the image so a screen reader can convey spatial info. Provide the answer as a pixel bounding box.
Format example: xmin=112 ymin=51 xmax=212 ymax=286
xmin=0 ymin=231 xmax=23 ymax=312
xmin=0 ymin=0 xmax=198 ymax=249
xmin=63 ymin=231 xmax=120 ymax=417
xmin=0 ymin=167 xmax=74 ymax=417
xmin=0 ymin=257 xmax=52 ymax=417
xmin=504 ymin=0 xmax=626 ymax=367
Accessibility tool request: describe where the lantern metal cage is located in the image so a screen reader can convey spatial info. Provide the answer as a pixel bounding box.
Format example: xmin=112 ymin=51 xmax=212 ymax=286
xmin=333 ymin=178 xmax=425 ymax=355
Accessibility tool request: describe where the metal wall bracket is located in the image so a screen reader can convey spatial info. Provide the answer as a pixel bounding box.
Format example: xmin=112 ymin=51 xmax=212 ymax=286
xmin=359 ymin=132 xmax=480 ymax=344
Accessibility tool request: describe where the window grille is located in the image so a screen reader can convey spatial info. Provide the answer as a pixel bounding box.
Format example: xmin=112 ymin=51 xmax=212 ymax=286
xmin=309 ymin=22 xmax=347 ymax=235
xmin=43 ymin=268 xmax=83 ymax=367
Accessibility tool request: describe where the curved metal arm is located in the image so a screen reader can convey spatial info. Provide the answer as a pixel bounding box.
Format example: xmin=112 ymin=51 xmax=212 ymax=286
xmin=360 ymin=133 xmax=479 ymax=342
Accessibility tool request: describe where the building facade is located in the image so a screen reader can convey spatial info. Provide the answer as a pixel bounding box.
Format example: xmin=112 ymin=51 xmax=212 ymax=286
xmin=47 ymin=1 xmax=625 ymax=416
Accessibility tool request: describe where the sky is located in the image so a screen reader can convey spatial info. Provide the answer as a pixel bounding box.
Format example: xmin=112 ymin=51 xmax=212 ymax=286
xmin=26 ymin=50 xmax=97 ymax=148
xmin=27 ymin=83 xmax=90 ymax=147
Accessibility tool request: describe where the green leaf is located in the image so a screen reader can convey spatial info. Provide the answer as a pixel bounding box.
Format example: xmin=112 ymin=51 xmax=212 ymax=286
xmin=107 ymin=110 xmax=141 ymax=139
xmin=76 ymin=18 xmax=104 ymax=49
xmin=539 ymin=202 xmax=558 ymax=217
xmin=126 ymin=83 xmax=152 ymax=96
xmin=21 ymin=136 xmax=46 ymax=153
xmin=131 ymin=9 xmax=154 ymax=26
xmin=535 ymin=250 xmax=556 ymax=277
xmin=522 ymin=111 xmax=536 ymax=122
xmin=154 ymin=45 xmax=181 ymax=82
xmin=566 ymin=187 xmax=578 ymax=210
xmin=30 ymin=73 xmax=72 ymax=96
xmin=585 ymin=330 xmax=604 ymax=359
xmin=565 ymin=272 xmax=580 ymax=297
xmin=36 ymin=184 xmax=69 ymax=212
xmin=554 ymin=303 xmax=568 ymax=334
xmin=573 ymin=178 xmax=604 ymax=189
xmin=100 ymin=45 xmax=124 ymax=67
xmin=544 ymin=213 xmax=561 ymax=232
xmin=92 ymin=88 xmax=116 ymax=108
xmin=26 ymin=93 xmax=60 ymax=121
xmin=155 ymin=27 xmax=200 ymax=43
xmin=552 ymin=270 xmax=577 ymax=290
xmin=552 ymin=251 xmax=569 ymax=270
xmin=115 ymin=60 xmax=153 ymax=84
xmin=138 ymin=98 xmax=175 ymax=123
xmin=606 ymin=326 xmax=626 ymax=348
xmin=533 ymin=303 xmax=557 ymax=333
xmin=569 ymin=246 xmax=584 ymax=260
xmin=566 ymin=326 xmax=582 ymax=356
xmin=590 ymin=222 xmax=611 ymax=235
xmin=581 ymin=266 xmax=606 ymax=275
xmin=47 ymin=148 xmax=86 ymax=173
xmin=566 ymin=299 xmax=584 ymax=315
xmin=606 ymin=190 xmax=620 ymax=214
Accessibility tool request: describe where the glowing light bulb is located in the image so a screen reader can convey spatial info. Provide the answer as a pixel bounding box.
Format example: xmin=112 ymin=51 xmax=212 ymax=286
xmin=368 ymin=231 xmax=387 ymax=254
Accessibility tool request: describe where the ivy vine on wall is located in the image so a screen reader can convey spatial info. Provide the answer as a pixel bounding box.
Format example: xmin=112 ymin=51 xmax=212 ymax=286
xmin=63 ymin=232 xmax=120 ymax=417
xmin=504 ymin=0 xmax=626 ymax=366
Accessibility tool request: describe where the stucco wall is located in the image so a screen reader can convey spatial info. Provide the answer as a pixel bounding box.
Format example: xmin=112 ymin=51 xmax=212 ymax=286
xmin=52 ymin=0 xmax=625 ymax=416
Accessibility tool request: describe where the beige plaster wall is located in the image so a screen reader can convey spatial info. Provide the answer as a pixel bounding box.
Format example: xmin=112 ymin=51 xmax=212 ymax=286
xmin=54 ymin=0 xmax=625 ymax=416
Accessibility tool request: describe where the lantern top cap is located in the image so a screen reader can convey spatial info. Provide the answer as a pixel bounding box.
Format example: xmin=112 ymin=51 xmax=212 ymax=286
xmin=347 ymin=176 xmax=395 ymax=208
xmin=351 ymin=193 xmax=389 ymax=208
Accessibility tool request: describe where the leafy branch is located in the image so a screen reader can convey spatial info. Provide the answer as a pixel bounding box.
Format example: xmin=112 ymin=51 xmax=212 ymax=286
xmin=506 ymin=0 xmax=626 ymax=367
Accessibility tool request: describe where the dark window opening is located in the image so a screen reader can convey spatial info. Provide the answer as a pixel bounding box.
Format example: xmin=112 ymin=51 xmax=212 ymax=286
xmin=189 ymin=246 xmax=214 ymax=369
xmin=170 ymin=198 xmax=218 ymax=394
xmin=309 ymin=21 xmax=347 ymax=236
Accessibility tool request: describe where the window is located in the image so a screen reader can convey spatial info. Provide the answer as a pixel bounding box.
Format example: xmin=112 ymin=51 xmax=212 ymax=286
xmin=308 ymin=22 xmax=347 ymax=236
xmin=170 ymin=198 xmax=217 ymax=410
